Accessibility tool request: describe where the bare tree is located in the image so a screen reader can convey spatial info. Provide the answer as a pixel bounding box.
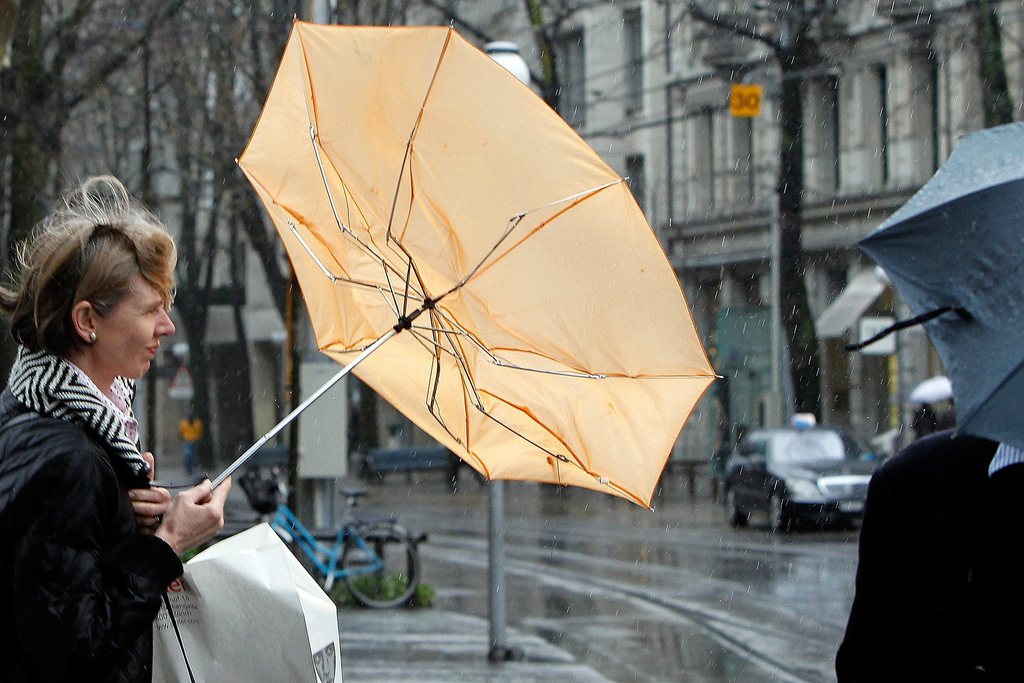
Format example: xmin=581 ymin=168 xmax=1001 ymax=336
xmin=143 ymin=1 xmax=266 ymax=470
xmin=0 ymin=0 xmax=185 ymax=381
xmin=331 ymin=0 xmax=411 ymax=25
xmin=688 ymin=0 xmax=831 ymax=417
xmin=232 ymin=0 xmax=417 ymax=500
xmin=0 ymin=0 xmax=18 ymax=67
xmin=53 ymin=0 xmax=260 ymax=470
xmin=418 ymin=0 xmax=600 ymax=110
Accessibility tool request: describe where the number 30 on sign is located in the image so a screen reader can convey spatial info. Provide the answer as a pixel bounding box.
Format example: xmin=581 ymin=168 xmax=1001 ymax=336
xmin=730 ymin=84 xmax=762 ymax=117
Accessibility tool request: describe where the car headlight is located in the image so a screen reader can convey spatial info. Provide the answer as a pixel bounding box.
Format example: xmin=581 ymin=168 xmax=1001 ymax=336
xmin=786 ymin=477 xmax=826 ymax=503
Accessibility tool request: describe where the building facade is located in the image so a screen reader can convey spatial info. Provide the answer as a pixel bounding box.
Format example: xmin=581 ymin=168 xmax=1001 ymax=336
xmin=248 ymin=0 xmax=1020 ymax=471
xmin=469 ymin=0 xmax=1023 ymax=462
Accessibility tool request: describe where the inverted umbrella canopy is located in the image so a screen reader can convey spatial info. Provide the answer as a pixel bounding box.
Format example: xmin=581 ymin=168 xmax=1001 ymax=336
xmin=238 ymin=22 xmax=715 ymax=507
xmin=860 ymin=123 xmax=1024 ymax=449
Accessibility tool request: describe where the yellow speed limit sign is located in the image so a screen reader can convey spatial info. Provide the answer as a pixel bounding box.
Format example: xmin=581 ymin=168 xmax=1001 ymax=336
xmin=730 ymin=83 xmax=763 ymax=117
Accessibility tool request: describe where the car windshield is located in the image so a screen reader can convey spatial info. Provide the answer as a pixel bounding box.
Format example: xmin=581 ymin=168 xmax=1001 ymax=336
xmin=771 ymin=430 xmax=852 ymax=463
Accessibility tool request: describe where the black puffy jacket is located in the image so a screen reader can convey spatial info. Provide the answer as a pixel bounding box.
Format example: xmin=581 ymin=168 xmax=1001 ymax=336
xmin=0 ymin=390 xmax=183 ymax=682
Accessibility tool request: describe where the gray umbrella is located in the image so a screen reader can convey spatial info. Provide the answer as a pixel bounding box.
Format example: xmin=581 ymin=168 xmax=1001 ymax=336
xmin=858 ymin=122 xmax=1024 ymax=449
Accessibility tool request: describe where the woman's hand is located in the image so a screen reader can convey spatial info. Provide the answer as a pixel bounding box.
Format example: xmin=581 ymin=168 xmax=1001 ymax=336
xmin=129 ymin=452 xmax=171 ymax=534
xmin=154 ymin=478 xmax=232 ymax=555
xmin=129 ymin=486 xmax=172 ymax=534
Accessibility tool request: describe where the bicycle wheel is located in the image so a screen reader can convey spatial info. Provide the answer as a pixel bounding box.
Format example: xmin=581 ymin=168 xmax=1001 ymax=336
xmin=341 ymin=526 xmax=421 ymax=608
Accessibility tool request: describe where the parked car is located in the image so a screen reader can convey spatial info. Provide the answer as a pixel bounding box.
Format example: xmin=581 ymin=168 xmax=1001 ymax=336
xmin=723 ymin=427 xmax=879 ymax=532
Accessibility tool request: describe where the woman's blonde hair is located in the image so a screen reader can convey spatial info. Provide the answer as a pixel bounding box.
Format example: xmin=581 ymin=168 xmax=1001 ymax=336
xmin=0 ymin=176 xmax=177 ymax=357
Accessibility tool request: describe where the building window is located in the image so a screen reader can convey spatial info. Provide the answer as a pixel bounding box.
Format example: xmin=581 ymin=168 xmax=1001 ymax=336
xmin=556 ymin=29 xmax=586 ymax=128
xmin=626 ymin=153 xmax=646 ymax=214
xmin=806 ymin=75 xmax=842 ymax=196
xmin=691 ymin=107 xmax=716 ymax=210
xmin=623 ymin=7 xmax=643 ymax=116
xmin=826 ymin=75 xmax=841 ymax=193
xmin=731 ymin=117 xmax=754 ymax=204
xmin=874 ymin=64 xmax=889 ymax=186
xmin=705 ymin=108 xmax=716 ymax=209
xmin=903 ymin=48 xmax=940 ymax=183
xmin=927 ymin=49 xmax=940 ymax=174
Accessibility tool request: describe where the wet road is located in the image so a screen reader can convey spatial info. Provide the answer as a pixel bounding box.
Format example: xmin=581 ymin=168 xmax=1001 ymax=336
xmin=362 ymin=473 xmax=860 ymax=682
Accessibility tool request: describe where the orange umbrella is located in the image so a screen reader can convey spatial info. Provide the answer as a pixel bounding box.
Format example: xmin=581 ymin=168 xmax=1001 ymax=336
xmin=233 ymin=22 xmax=715 ymax=508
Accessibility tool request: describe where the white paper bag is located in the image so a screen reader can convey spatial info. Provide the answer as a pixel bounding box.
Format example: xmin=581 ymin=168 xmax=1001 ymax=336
xmin=153 ymin=523 xmax=342 ymax=683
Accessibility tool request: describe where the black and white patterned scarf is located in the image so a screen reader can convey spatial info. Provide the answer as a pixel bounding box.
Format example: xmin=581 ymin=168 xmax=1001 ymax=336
xmin=7 ymin=346 xmax=150 ymax=477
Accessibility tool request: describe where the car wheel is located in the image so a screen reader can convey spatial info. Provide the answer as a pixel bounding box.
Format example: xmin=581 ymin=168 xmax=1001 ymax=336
xmin=725 ymin=488 xmax=748 ymax=528
xmin=769 ymin=494 xmax=790 ymax=533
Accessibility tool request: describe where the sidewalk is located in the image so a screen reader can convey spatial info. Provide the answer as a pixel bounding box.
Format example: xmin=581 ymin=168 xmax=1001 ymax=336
xmin=155 ymin=460 xmax=613 ymax=682
xmin=333 ymin=470 xmax=720 ymax=682
xmin=339 ymin=609 xmax=611 ymax=682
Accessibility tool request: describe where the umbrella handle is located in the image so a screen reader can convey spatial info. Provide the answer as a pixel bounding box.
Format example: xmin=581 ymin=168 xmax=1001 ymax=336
xmin=210 ymin=329 xmax=397 ymax=489
xmin=845 ymin=305 xmax=971 ymax=352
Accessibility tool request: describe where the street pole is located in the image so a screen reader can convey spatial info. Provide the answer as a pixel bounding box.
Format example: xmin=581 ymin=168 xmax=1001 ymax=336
xmin=484 ymin=40 xmax=529 ymax=663
xmin=893 ymin=294 xmax=911 ymax=449
xmin=770 ymin=9 xmax=795 ymax=430
xmin=487 ymin=477 xmax=509 ymax=661
xmin=769 ymin=186 xmax=783 ymax=428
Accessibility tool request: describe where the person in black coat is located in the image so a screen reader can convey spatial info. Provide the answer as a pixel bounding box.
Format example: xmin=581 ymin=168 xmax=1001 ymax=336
xmin=836 ymin=430 xmax=1024 ymax=681
xmin=910 ymin=403 xmax=938 ymax=439
xmin=0 ymin=176 xmax=232 ymax=682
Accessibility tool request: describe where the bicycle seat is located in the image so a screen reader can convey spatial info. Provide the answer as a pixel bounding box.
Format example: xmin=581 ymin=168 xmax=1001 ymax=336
xmin=338 ymin=483 xmax=368 ymax=499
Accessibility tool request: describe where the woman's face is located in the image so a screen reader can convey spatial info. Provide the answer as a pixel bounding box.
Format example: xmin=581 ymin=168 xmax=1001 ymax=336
xmin=92 ymin=274 xmax=175 ymax=381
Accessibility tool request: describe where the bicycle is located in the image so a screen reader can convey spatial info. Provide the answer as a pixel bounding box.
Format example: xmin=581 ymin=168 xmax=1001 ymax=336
xmin=241 ymin=470 xmax=423 ymax=608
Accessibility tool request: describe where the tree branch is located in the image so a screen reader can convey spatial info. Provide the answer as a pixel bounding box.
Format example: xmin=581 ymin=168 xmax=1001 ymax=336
xmin=687 ymin=0 xmax=782 ymax=53
xmin=61 ymin=0 xmax=186 ymax=111
xmin=418 ymin=0 xmax=498 ymax=44
xmin=236 ymin=188 xmax=288 ymax=319
xmin=47 ymin=0 xmax=100 ymax=77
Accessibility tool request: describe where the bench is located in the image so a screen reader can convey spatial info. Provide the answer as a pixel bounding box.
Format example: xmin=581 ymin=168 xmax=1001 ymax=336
xmin=362 ymin=446 xmax=459 ymax=483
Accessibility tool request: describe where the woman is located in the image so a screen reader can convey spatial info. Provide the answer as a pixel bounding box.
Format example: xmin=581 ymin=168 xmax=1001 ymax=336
xmin=0 ymin=176 xmax=231 ymax=682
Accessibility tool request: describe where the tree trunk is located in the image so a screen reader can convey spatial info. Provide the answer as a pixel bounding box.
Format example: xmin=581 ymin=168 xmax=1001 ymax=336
xmin=777 ymin=54 xmax=822 ymax=417
xmin=219 ymin=216 xmax=255 ymax=460
xmin=0 ymin=0 xmax=47 ymax=383
xmin=172 ymin=179 xmax=216 ymax=470
xmin=977 ymin=0 xmax=1013 ymax=127
xmin=236 ymin=190 xmax=288 ymax=319
xmin=140 ymin=43 xmax=159 ymax=450
xmin=524 ymin=0 xmax=560 ymax=109
xmin=6 ymin=0 xmax=47 ymax=248
xmin=182 ymin=319 xmax=214 ymax=473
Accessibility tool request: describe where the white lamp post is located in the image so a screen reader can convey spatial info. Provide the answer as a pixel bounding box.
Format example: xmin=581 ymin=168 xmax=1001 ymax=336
xmin=484 ymin=40 xmax=529 ymax=664
xmin=485 ymin=41 xmax=532 ymax=85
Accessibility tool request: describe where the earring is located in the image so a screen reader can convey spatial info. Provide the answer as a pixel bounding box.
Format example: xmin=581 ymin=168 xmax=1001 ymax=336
xmin=88 ymin=332 xmax=97 ymax=344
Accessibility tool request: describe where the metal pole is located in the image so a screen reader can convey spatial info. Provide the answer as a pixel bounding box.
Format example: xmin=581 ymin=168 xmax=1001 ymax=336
xmin=895 ymin=297 xmax=911 ymax=449
xmin=664 ymin=0 xmax=675 ymax=224
xmin=484 ymin=41 xmax=529 ymax=664
xmin=487 ymin=480 xmax=509 ymax=661
xmin=769 ymin=189 xmax=783 ymax=427
xmin=894 ymin=328 xmax=904 ymax=436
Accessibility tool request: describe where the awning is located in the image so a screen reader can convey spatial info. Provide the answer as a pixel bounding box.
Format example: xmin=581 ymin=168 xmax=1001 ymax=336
xmin=815 ymin=269 xmax=887 ymax=339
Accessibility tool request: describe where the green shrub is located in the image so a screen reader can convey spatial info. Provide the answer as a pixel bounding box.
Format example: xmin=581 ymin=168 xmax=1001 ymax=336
xmin=328 ymin=578 xmax=435 ymax=609
xmin=409 ymin=582 xmax=436 ymax=608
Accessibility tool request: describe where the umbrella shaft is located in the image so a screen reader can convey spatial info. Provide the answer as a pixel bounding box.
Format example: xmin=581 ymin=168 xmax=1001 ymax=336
xmin=211 ymin=329 xmax=397 ymax=489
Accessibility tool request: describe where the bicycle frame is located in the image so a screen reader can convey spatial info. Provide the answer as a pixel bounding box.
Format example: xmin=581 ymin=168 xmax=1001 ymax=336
xmin=270 ymin=504 xmax=385 ymax=591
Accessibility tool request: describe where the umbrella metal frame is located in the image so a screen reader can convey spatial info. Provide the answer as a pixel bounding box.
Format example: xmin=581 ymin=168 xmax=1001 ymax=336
xmin=213 ymin=176 xmax=635 ymax=489
xmin=217 ymin=25 xmax=714 ymax=502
